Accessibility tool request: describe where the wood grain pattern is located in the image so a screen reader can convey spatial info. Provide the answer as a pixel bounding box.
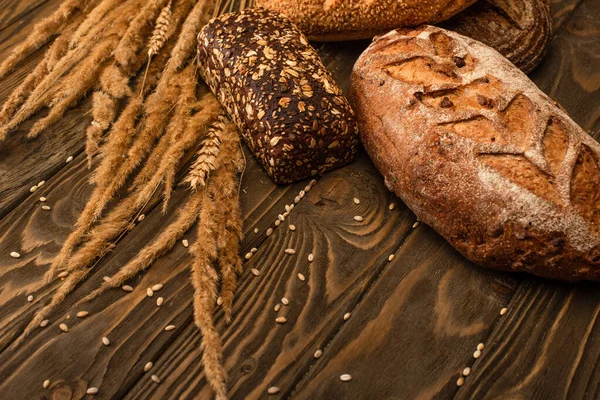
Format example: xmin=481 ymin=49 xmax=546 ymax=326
xmin=0 ymin=145 xmax=312 ymax=398
xmin=0 ymin=0 xmax=598 ymax=399
xmin=291 ymin=227 xmax=516 ymax=400
xmin=0 ymin=0 xmax=91 ymax=220
xmin=0 ymin=0 xmax=49 ymax=33
xmin=124 ymin=153 xmax=415 ymax=399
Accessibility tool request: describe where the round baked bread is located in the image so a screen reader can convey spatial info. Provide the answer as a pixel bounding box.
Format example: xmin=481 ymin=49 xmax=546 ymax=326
xmin=254 ymin=0 xmax=478 ymax=41
xmin=443 ymin=0 xmax=552 ymax=73
xmin=349 ymin=26 xmax=600 ymax=282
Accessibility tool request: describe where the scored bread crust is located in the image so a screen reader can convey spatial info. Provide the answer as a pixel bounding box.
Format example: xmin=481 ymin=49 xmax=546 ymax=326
xmin=349 ymin=26 xmax=600 ymax=282
xmin=443 ymin=0 xmax=552 ymax=73
xmin=255 ymin=0 xmax=477 ymax=41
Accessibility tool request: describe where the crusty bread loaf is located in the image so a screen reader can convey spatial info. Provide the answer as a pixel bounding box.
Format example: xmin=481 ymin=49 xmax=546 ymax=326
xmin=349 ymin=26 xmax=600 ymax=282
xmin=197 ymin=8 xmax=359 ymax=184
xmin=254 ymin=0 xmax=477 ymax=41
xmin=443 ymin=0 xmax=552 ymax=73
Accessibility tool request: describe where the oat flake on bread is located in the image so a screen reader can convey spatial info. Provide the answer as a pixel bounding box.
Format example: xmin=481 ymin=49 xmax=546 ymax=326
xmin=349 ymin=25 xmax=600 ymax=282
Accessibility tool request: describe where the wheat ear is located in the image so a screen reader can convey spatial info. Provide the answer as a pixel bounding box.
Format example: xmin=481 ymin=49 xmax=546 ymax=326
xmin=184 ymin=115 xmax=231 ymax=190
xmin=189 ymin=132 xmax=243 ymax=400
xmin=139 ymin=1 xmax=172 ymax=96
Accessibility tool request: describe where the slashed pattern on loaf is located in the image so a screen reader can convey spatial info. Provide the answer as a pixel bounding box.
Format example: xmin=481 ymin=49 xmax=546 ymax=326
xmin=359 ymin=26 xmax=600 ymax=255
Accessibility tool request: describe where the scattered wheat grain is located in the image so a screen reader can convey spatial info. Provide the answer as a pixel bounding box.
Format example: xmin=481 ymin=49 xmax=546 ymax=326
xmin=157 ymin=297 xmax=164 ymax=306
xmin=151 ymin=374 xmax=160 ymax=384
xmin=77 ymin=311 xmax=88 ymax=318
xmin=251 ymin=268 xmax=260 ymax=276
xmin=10 ymin=251 xmax=20 ymax=258
xmin=500 ymin=308 xmax=508 ymax=315
xmin=389 ymin=203 xmax=395 ymax=210
xmin=147 ymin=288 xmax=154 ymax=297
xmin=165 ymin=325 xmax=176 ymax=331
xmin=275 ymin=317 xmax=287 ymax=324
xmin=281 ymin=297 xmax=289 ymax=306
xmin=267 ymin=386 xmax=280 ymax=395
xmin=284 ymin=248 xmax=296 ymax=255
xmin=274 ymin=304 xmax=281 ymax=312
xmin=477 ymin=343 xmax=485 ymax=351
xmin=457 ymin=377 xmax=465 ymax=387
xmin=102 ymin=337 xmax=110 ymax=346
xmin=27 ymin=295 xmax=34 ymax=302
xmin=40 ymin=319 xmax=49 ymax=327
xmin=297 ymin=273 xmax=306 ymax=281
xmin=340 ymin=374 xmax=352 ymax=382
xmin=152 ymin=284 xmax=163 ymax=291
xmin=42 ymin=205 xmax=51 ymax=210
xmin=122 ymin=285 xmax=134 ymax=292
xmin=66 ymin=156 xmax=73 ymax=163
xmin=473 ymin=350 xmax=481 ymax=359
xmin=462 ymin=367 xmax=471 ymax=376
xmin=43 ymin=379 xmax=50 ymax=388
xmin=353 ymin=198 xmax=360 ymax=205
xmin=182 ymin=239 xmax=189 ymax=247
xmin=59 ymin=323 xmax=68 ymax=332
xmin=39 ymin=197 xmax=47 ymax=202
xmin=314 ymin=349 xmax=323 ymax=358
xmin=144 ymin=362 xmax=153 ymax=372
xmin=86 ymin=387 xmax=99 ymax=395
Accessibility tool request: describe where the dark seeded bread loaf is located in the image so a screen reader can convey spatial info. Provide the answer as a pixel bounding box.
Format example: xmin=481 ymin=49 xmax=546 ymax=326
xmin=443 ymin=0 xmax=552 ymax=73
xmin=255 ymin=0 xmax=477 ymax=41
xmin=349 ymin=26 xmax=600 ymax=282
xmin=196 ymin=8 xmax=359 ymax=184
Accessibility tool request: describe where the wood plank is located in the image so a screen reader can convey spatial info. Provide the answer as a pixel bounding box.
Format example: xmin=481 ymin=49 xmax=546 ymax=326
xmin=289 ymin=227 xmax=516 ymax=400
xmin=0 ymin=0 xmax=90 ymax=219
xmin=455 ymin=279 xmax=600 ymax=400
xmin=531 ymin=0 xmax=600 ymax=133
xmin=0 ymin=0 xmax=49 ymax=33
xmin=454 ymin=0 xmax=600 ymax=398
xmin=0 ymin=144 xmax=313 ymax=398
xmin=123 ymin=152 xmax=417 ymax=399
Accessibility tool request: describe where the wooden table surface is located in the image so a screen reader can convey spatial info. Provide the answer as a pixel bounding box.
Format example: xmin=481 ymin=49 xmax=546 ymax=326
xmin=0 ymin=0 xmax=599 ymax=399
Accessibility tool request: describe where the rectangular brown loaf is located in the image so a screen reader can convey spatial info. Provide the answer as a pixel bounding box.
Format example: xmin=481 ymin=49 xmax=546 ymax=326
xmin=350 ymin=26 xmax=600 ymax=282
xmin=196 ymin=8 xmax=359 ymax=184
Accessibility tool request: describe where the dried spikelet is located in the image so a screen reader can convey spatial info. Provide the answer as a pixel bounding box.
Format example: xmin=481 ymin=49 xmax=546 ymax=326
xmin=86 ymin=91 xmax=116 ymax=164
xmin=27 ymin=34 xmax=118 ymax=139
xmin=85 ymin=123 xmax=104 ymax=165
xmin=113 ymin=0 xmax=170 ymax=71
xmin=189 ymin=147 xmax=241 ymax=400
xmin=99 ymin=64 xmax=132 ymax=99
xmin=215 ymin=131 xmax=244 ymax=323
xmin=91 ymin=91 xmax=116 ymax=130
xmin=160 ymin=95 xmax=223 ymax=210
xmin=83 ymin=188 xmax=205 ymax=301
xmin=69 ymin=0 xmax=121 ymax=49
xmin=0 ymin=14 xmax=83 ymax=129
xmin=166 ymin=0 xmax=214 ymax=74
xmin=0 ymin=0 xmax=91 ymax=79
xmin=184 ymin=116 xmax=231 ymax=190
xmin=2 ymin=0 xmax=139 ymax=138
xmin=159 ymin=65 xmax=198 ymax=211
xmin=45 ymin=97 xmax=143 ymax=282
